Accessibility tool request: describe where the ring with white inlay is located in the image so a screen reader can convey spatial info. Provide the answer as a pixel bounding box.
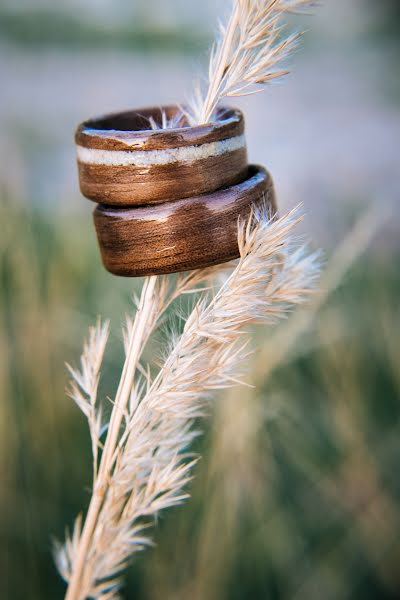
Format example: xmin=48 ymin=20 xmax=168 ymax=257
xmin=75 ymin=104 xmax=277 ymax=276
xmin=76 ymin=105 xmax=248 ymax=206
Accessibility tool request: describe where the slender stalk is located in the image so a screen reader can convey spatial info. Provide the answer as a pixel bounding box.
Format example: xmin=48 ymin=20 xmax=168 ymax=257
xmin=194 ymin=0 xmax=315 ymax=125
xmin=65 ymin=276 xmax=158 ymax=600
xmin=199 ymin=1 xmax=240 ymax=123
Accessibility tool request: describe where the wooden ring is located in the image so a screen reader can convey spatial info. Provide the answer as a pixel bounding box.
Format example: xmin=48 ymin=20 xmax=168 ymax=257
xmin=93 ymin=165 xmax=276 ymax=277
xmin=76 ymin=105 xmax=248 ymax=206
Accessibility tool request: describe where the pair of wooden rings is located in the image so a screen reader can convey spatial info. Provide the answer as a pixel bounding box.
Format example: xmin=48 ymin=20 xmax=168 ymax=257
xmin=76 ymin=105 xmax=276 ymax=277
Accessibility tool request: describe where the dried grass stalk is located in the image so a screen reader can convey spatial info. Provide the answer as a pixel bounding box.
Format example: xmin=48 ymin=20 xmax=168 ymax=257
xmin=58 ymin=3 xmax=321 ymax=598
xmin=190 ymin=0 xmax=317 ymax=124
xmin=57 ymin=207 xmax=319 ymax=599
xmin=66 ymin=320 xmax=109 ymax=482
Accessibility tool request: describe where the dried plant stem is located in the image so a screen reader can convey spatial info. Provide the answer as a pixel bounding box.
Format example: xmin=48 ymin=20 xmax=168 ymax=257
xmin=199 ymin=1 xmax=240 ymax=124
xmin=253 ymin=206 xmax=385 ymax=385
xmin=57 ymin=210 xmax=319 ymax=598
xmin=192 ymin=0 xmax=316 ymax=125
xmin=65 ymin=276 xmax=158 ymax=600
xmin=58 ymin=4 xmax=321 ymax=597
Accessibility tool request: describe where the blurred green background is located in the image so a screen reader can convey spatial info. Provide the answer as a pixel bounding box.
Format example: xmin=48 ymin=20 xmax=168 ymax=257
xmin=1 ymin=1 xmax=399 ymax=599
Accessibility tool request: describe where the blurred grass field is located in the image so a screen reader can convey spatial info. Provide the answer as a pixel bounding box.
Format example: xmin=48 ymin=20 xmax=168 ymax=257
xmin=1 ymin=0 xmax=400 ymax=598
xmin=1 ymin=194 xmax=399 ymax=600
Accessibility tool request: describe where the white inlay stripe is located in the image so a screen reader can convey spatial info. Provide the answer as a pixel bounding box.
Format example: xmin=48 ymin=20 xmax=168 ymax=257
xmin=77 ymin=134 xmax=246 ymax=167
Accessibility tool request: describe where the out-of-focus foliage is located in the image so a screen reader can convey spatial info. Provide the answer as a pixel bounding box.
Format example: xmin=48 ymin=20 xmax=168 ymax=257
xmin=369 ymin=0 xmax=400 ymax=37
xmin=0 ymin=9 xmax=209 ymax=53
xmin=1 ymin=197 xmax=399 ymax=600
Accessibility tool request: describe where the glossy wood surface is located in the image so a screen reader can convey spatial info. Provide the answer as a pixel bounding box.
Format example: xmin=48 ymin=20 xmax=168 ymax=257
xmin=78 ymin=149 xmax=248 ymax=206
xmin=76 ymin=105 xmax=244 ymax=151
xmin=76 ymin=105 xmax=247 ymax=206
xmin=94 ymin=165 xmax=276 ymax=277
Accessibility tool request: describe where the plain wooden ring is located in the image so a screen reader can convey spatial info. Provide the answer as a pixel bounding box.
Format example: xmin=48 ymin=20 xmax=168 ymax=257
xmin=93 ymin=165 xmax=276 ymax=277
xmin=76 ymin=105 xmax=248 ymax=207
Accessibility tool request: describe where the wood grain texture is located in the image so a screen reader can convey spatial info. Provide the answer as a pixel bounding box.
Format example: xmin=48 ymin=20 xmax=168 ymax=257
xmin=93 ymin=165 xmax=276 ymax=277
xmin=76 ymin=105 xmax=244 ymax=151
xmin=76 ymin=105 xmax=247 ymax=206
xmin=78 ymin=149 xmax=248 ymax=206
